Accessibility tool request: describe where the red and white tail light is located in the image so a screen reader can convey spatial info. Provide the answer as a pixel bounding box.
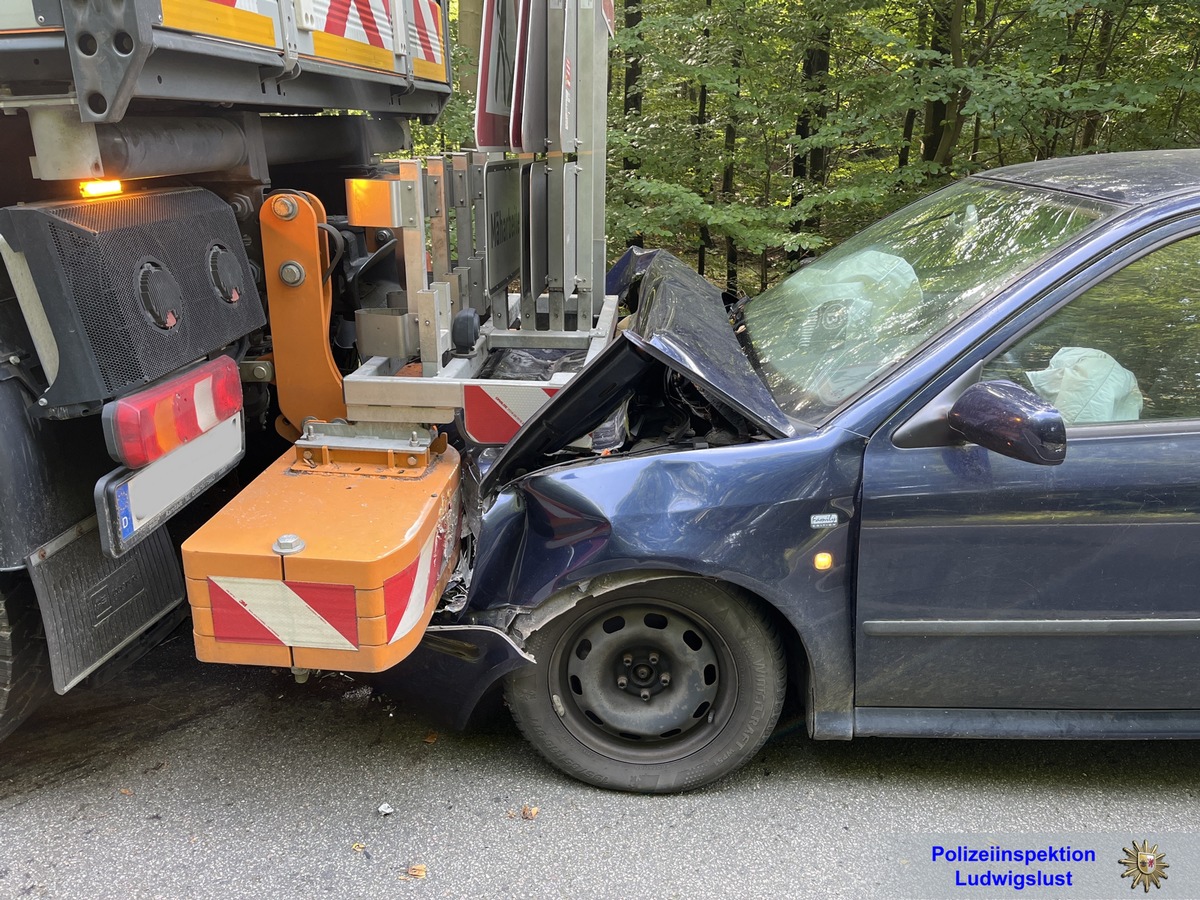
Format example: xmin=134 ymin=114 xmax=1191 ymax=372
xmin=102 ymin=356 xmax=243 ymax=469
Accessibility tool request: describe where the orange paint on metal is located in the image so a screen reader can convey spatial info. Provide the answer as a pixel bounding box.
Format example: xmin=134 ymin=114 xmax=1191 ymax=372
xmin=292 ymin=542 xmax=454 ymax=671
xmin=356 ymin=588 xmax=387 ymax=619
xmin=355 ymin=614 xmax=389 ymax=646
xmin=194 ymin=631 xmax=292 ymax=667
xmin=160 ymin=0 xmax=277 ymax=47
xmin=183 ymin=532 xmax=283 ymax=582
xmin=182 ymin=444 xmax=461 ymax=672
xmin=309 ymin=32 xmax=395 ymax=71
xmin=259 ymin=192 xmax=347 ymax=433
xmin=191 ymin=605 xmax=215 ymax=635
xmin=185 ymin=577 xmax=212 ymax=609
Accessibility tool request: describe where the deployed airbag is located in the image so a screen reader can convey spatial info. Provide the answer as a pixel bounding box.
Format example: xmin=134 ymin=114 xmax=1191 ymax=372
xmin=1026 ymin=347 xmax=1143 ymax=425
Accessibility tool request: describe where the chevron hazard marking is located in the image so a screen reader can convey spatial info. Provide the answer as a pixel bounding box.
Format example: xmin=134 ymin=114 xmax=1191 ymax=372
xmin=410 ymin=0 xmax=443 ymax=63
xmin=389 ymin=531 xmax=433 ymax=643
xmin=209 ymin=577 xmax=357 ymax=651
xmin=463 ymin=384 xmax=557 ymax=443
xmin=309 ymin=0 xmax=395 ymax=48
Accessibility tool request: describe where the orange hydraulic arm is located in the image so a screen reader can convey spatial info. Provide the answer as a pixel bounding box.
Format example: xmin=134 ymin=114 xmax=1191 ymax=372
xmin=259 ymin=192 xmax=348 ymax=438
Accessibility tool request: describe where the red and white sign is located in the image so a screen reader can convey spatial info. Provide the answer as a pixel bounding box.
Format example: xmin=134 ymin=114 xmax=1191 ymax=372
xmin=475 ymin=0 xmax=517 ymax=149
xmin=305 ymin=0 xmax=396 ymax=49
xmin=208 ymin=0 xmax=264 ymax=11
xmin=601 ymin=0 xmax=614 ymax=37
xmin=383 ymin=500 xmax=460 ymax=643
xmin=207 ymin=491 xmax=460 ymax=649
xmin=209 ymin=577 xmax=359 ymax=650
xmin=463 ymin=383 xmax=557 ymax=444
xmin=408 ymin=0 xmax=447 ymax=78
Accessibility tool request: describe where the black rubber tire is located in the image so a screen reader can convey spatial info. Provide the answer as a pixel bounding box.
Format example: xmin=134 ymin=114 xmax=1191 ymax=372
xmin=0 ymin=574 xmax=52 ymax=742
xmin=506 ymin=579 xmax=787 ymax=793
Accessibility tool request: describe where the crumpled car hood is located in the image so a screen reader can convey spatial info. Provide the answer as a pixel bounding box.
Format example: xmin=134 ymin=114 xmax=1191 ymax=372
xmin=480 ymin=251 xmax=793 ymax=493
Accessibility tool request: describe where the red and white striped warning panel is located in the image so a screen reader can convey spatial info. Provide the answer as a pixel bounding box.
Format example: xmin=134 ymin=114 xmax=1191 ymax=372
xmin=383 ymin=498 xmax=461 ymax=643
xmin=408 ymin=0 xmax=447 ymax=81
xmin=463 ymin=383 xmax=558 ymax=444
xmin=207 ymin=492 xmax=460 ymax=651
xmin=209 ymin=578 xmax=359 ymax=650
xmin=304 ymin=0 xmax=396 ymax=50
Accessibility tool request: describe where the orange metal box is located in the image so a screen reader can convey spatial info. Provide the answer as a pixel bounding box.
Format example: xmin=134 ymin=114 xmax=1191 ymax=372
xmin=183 ymin=442 xmax=460 ymax=673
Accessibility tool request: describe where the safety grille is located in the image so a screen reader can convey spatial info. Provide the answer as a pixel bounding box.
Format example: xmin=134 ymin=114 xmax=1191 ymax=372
xmin=21 ymin=189 xmax=265 ymax=403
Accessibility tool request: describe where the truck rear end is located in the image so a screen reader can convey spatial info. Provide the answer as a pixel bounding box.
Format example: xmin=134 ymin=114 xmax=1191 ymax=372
xmin=0 ymin=0 xmax=451 ymax=737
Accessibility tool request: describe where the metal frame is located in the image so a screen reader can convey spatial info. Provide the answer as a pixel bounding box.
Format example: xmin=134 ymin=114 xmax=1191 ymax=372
xmin=0 ymin=0 xmax=453 ymax=123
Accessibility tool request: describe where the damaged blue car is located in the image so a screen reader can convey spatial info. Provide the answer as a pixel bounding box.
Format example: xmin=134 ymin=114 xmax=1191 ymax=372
xmin=393 ymin=150 xmax=1200 ymax=793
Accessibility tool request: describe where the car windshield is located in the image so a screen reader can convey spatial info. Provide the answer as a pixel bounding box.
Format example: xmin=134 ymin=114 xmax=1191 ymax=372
xmin=741 ymin=179 xmax=1119 ymax=424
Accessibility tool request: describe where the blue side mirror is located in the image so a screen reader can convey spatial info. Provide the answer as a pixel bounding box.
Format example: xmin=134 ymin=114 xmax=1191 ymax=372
xmin=947 ymin=380 xmax=1066 ymax=466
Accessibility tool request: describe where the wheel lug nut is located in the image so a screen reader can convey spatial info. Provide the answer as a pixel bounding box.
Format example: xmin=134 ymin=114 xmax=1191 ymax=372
xmin=617 ymin=676 xmax=628 ymax=689
xmin=639 ymin=689 xmax=651 ymax=702
xmin=623 ymin=654 xmax=633 ymax=667
xmin=660 ymin=673 xmax=671 ymax=686
xmin=648 ymin=652 xmax=659 ymax=665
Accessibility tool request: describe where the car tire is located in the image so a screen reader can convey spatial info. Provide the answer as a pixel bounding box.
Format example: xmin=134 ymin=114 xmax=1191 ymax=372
xmin=0 ymin=574 xmax=51 ymax=742
xmin=506 ymin=578 xmax=786 ymax=793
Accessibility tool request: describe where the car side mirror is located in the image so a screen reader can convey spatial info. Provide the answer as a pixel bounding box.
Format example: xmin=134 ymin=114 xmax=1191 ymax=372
xmin=947 ymin=380 xmax=1066 ymax=466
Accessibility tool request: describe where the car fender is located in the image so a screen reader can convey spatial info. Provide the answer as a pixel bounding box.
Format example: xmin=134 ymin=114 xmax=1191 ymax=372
xmin=464 ymin=433 xmax=865 ymax=740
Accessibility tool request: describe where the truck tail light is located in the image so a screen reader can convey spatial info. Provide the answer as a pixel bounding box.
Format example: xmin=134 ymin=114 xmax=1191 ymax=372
xmin=103 ymin=356 xmax=242 ymax=469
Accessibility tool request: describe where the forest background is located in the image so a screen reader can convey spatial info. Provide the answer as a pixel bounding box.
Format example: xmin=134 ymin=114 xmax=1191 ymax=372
xmin=415 ymin=0 xmax=1200 ymax=295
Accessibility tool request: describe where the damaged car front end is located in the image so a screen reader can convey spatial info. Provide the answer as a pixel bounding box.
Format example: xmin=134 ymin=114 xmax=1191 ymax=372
xmin=379 ymin=249 xmax=864 ymax=792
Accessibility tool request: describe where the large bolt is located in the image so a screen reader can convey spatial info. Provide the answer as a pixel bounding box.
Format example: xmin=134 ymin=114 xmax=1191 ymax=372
xmin=228 ymin=194 xmax=254 ymax=221
xmin=622 ymin=653 xmax=633 ymax=667
xmin=660 ymin=673 xmax=671 ymax=686
xmin=279 ymin=261 xmax=305 ymax=286
xmin=270 ymin=195 xmax=298 ymax=220
xmin=616 ymin=676 xmax=628 ymax=689
xmin=639 ymin=689 xmax=651 ymax=702
xmin=648 ymin=652 xmax=659 ymax=665
xmin=272 ymin=533 xmax=306 ymax=555
xmin=251 ymin=363 xmax=271 ymax=381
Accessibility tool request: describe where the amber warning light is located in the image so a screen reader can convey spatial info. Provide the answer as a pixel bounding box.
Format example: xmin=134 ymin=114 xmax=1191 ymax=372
xmin=79 ymin=180 xmax=123 ymax=198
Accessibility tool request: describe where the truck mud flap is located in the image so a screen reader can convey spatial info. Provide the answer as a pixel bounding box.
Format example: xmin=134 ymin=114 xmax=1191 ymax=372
xmin=26 ymin=518 xmax=184 ymax=693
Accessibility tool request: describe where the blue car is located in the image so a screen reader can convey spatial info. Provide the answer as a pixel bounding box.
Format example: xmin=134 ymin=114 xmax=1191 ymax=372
xmin=397 ymin=150 xmax=1200 ymax=793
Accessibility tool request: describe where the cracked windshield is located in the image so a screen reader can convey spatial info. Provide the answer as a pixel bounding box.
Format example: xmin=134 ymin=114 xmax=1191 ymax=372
xmin=742 ymin=180 xmax=1118 ymax=424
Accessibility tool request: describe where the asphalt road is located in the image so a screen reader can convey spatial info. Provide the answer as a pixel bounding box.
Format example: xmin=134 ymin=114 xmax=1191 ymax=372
xmin=1 ymin=628 xmax=1197 ymax=900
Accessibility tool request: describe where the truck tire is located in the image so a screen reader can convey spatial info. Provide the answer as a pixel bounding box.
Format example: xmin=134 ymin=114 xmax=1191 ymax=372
xmin=0 ymin=574 xmax=51 ymax=741
xmin=506 ymin=579 xmax=786 ymax=793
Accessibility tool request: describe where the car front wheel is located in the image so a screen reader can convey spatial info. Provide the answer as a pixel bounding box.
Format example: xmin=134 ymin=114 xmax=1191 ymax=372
xmin=505 ymin=578 xmax=787 ymax=793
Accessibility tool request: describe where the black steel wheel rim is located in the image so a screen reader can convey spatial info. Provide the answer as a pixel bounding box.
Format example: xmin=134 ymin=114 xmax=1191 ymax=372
xmin=550 ymin=597 xmax=737 ymax=764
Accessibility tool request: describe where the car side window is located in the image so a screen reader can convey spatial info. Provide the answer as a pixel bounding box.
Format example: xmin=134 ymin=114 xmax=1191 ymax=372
xmin=981 ymin=234 xmax=1200 ymax=425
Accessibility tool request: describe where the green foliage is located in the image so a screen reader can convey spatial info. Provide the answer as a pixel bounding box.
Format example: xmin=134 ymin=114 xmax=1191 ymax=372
xmin=606 ymin=0 xmax=1200 ymax=291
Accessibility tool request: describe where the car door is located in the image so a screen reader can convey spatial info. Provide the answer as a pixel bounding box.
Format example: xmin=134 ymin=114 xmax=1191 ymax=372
xmin=855 ymin=226 xmax=1200 ymax=711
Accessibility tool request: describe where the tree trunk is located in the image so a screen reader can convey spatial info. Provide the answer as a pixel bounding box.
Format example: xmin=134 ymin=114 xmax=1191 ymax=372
xmin=789 ymin=28 xmax=830 ymax=263
xmin=899 ymin=107 xmax=917 ymax=168
xmin=624 ymin=0 xmax=644 ymax=247
xmin=723 ymin=11 xmax=742 ymax=294
xmin=1169 ymin=40 xmax=1200 ymax=139
xmin=1080 ymin=8 xmax=1113 ymax=150
xmin=922 ymin=2 xmax=950 ymax=163
xmin=900 ymin=5 xmax=928 ymax=169
xmin=723 ymin=114 xmax=737 ymax=294
xmin=929 ymin=0 xmax=965 ymax=168
xmin=697 ymin=1 xmax=710 ymax=276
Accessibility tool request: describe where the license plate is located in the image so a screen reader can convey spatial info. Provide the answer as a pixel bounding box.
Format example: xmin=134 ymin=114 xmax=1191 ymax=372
xmin=95 ymin=412 xmax=244 ymax=558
